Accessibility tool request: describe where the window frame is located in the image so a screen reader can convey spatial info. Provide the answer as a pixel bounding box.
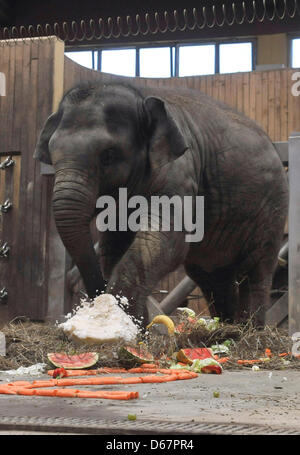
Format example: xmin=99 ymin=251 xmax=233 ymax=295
xmin=289 ymin=34 xmax=300 ymax=68
xmin=65 ymin=37 xmax=256 ymax=77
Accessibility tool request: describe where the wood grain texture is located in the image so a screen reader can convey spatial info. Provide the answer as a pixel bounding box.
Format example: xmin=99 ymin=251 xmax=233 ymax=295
xmin=1 ymin=39 xmax=299 ymax=320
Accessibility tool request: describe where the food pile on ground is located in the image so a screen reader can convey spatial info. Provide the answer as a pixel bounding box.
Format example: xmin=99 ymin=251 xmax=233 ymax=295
xmin=59 ymin=293 xmax=138 ymax=344
xmin=0 ymin=298 xmax=299 ymax=373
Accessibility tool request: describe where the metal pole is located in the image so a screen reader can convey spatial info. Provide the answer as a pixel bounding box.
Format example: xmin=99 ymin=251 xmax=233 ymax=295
xmin=288 ymin=132 xmax=300 ymax=335
xmin=160 ymin=275 xmax=197 ymax=315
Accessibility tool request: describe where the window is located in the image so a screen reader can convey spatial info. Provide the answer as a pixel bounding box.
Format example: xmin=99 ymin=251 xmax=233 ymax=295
xmin=65 ymin=51 xmax=95 ymax=70
xmin=291 ymin=38 xmax=300 ymax=68
xmin=139 ymin=47 xmax=172 ymax=78
xmin=65 ymin=40 xmax=254 ymax=78
xmin=101 ymin=49 xmax=136 ymax=77
xmin=219 ymin=42 xmax=253 ymax=74
xmin=178 ymin=45 xmax=215 ymax=77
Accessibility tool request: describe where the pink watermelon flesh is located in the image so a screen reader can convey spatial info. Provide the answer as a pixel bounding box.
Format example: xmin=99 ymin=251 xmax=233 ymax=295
xmin=122 ymin=346 xmax=154 ymax=363
xmin=47 ymin=352 xmax=99 ymax=369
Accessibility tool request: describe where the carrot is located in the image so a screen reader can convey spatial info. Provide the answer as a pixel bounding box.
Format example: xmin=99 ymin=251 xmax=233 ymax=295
xmin=54 ymin=376 xmax=124 ymax=386
xmin=55 ymin=389 xmax=80 ymax=398
xmin=48 ymin=368 xmax=128 ymax=377
xmin=80 ymin=377 xmax=123 ymax=386
xmin=30 ymin=380 xmax=57 ymax=388
xmin=34 ymin=389 xmax=59 ymax=397
xmin=168 ymin=369 xmax=191 ymax=374
xmin=98 ymin=368 xmax=128 ymax=374
xmin=16 ymin=388 xmax=36 ymax=396
xmin=48 ymin=369 xmax=98 ymax=377
xmin=237 ymin=359 xmax=260 ymax=365
xmin=0 ymin=386 xmax=18 ymax=394
xmin=218 ymin=357 xmax=229 ymax=363
xmin=158 ymin=374 xmax=179 ymax=382
xmin=175 ymin=372 xmax=195 ymax=380
xmin=140 ymin=375 xmax=174 ymax=383
xmin=75 ymin=390 xmax=137 ymax=400
xmin=6 ymin=381 xmax=32 ymax=387
xmin=119 ymin=377 xmax=143 ymax=384
xmin=127 ymin=367 xmax=144 ymax=373
xmin=140 ymin=363 xmax=157 ymax=369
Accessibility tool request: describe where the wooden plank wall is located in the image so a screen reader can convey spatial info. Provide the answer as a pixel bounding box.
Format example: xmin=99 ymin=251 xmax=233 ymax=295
xmin=1 ymin=42 xmax=299 ymax=322
xmin=64 ymin=58 xmax=300 ymax=142
xmin=64 ymin=57 xmax=300 ymax=313
xmin=0 ymin=37 xmax=59 ymax=322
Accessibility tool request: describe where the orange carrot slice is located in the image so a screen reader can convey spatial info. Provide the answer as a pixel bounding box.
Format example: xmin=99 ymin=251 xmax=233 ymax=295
xmin=98 ymin=368 xmax=128 ymax=374
xmin=218 ymin=357 xmax=229 ymax=363
xmin=30 ymin=380 xmax=57 ymax=388
xmin=0 ymin=386 xmax=18 ymax=394
xmin=34 ymin=389 xmax=58 ymax=397
xmin=119 ymin=377 xmax=143 ymax=384
xmin=6 ymin=381 xmax=32 ymax=387
xmin=16 ymin=388 xmax=36 ymax=396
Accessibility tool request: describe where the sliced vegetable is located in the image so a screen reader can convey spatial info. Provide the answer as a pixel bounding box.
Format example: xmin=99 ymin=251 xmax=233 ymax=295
xmin=119 ymin=344 xmax=154 ymax=363
xmin=47 ymin=352 xmax=99 ymax=369
xmin=176 ymin=348 xmax=214 ymax=365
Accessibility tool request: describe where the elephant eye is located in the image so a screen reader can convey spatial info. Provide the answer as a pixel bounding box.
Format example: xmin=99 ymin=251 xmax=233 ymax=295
xmin=99 ymin=148 xmax=119 ymax=167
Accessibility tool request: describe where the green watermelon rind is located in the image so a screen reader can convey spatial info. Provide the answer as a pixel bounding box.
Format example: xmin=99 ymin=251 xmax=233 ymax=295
xmin=47 ymin=352 xmax=99 ymax=369
xmin=120 ymin=346 xmax=154 ymax=363
xmin=177 ymin=348 xmax=213 ymax=365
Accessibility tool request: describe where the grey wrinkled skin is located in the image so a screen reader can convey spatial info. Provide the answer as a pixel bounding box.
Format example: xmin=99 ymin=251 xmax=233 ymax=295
xmin=34 ymin=82 xmax=288 ymax=328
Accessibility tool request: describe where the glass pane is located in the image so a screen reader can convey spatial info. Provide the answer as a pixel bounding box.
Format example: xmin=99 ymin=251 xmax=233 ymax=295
xmin=101 ymin=49 xmax=136 ymax=77
xmin=292 ymin=38 xmax=300 ymax=68
xmin=220 ymin=43 xmax=252 ymax=74
xmin=178 ymin=45 xmax=215 ymax=77
xmin=65 ymin=51 xmax=93 ymax=69
xmin=139 ymin=47 xmax=171 ymax=78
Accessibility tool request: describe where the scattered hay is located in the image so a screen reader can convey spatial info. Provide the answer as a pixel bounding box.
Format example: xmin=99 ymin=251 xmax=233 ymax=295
xmin=0 ymin=315 xmax=298 ymax=371
xmin=0 ymin=318 xmax=126 ymax=371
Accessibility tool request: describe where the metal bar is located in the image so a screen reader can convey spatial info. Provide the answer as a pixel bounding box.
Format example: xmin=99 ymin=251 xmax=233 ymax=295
xmin=288 ymin=132 xmax=300 ymax=335
xmin=273 ymin=142 xmax=289 ymax=163
xmin=265 ymin=292 xmax=288 ymax=326
xmin=160 ymin=275 xmax=197 ymax=314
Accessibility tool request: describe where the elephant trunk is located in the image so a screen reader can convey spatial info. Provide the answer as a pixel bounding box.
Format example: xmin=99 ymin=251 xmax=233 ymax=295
xmin=52 ymin=168 xmax=105 ymax=298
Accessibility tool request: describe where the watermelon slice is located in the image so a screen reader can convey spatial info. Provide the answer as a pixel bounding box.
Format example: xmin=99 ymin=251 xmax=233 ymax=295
xmin=47 ymin=352 xmax=99 ymax=369
xmin=176 ymin=348 xmax=213 ymax=365
xmin=120 ymin=345 xmax=154 ymax=363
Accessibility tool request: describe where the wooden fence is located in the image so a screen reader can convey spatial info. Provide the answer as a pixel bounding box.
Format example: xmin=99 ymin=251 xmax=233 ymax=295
xmin=0 ymin=36 xmax=299 ymax=323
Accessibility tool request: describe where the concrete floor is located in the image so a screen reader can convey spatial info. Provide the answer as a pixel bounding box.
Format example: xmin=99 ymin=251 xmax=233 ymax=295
xmin=0 ymin=369 xmax=299 ymax=434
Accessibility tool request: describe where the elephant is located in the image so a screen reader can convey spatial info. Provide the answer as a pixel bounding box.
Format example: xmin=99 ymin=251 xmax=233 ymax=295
xmin=34 ymin=81 xmax=288 ymax=328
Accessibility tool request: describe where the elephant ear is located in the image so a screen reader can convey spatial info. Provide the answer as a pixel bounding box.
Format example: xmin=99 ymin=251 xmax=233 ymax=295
xmin=143 ymin=96 xmax=188 ymax=170
xmin=34 ymin=111 xmax=61 ymax=164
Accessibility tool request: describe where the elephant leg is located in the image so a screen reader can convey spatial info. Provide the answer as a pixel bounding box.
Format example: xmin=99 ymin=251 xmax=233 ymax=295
xmin=98 ymin=230 xmax=136 ymax=282
xmin=185 ymin=263 xmax=238 ymax=322
xmin=107 ymin=230 xmax=190 ymax=327
xmin=247 ymin=268 xmax=273 ymax=327
xmin=238 ymin=240 xmax=280 ymax=326
xmin=184 ymin=264 xmax=214 ymax=311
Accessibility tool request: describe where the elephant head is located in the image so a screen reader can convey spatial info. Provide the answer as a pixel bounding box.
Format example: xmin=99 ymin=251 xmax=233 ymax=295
xmin=34 ymin=82 xmax=188 ymax=302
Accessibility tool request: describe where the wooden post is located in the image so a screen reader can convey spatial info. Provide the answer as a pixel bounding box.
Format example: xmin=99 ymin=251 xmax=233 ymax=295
xmin=289 ymin=132 xmax=300 ymax=335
